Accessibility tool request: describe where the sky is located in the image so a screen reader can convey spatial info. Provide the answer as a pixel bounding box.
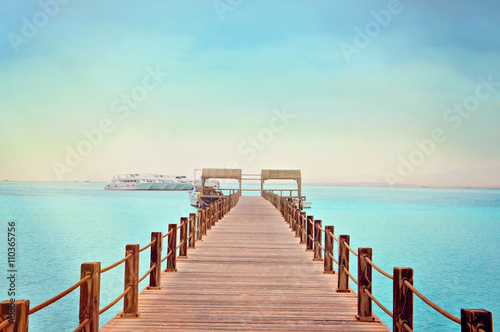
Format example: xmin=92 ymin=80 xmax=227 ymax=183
xmin=0 ymin=0 xmax=499 ymax=186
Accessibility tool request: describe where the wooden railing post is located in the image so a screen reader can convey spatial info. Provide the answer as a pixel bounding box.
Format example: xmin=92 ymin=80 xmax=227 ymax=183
xmin=299 ymin=211 xmax=306 ymax=244
xmin=337 ymin=235 xmax=350 ymax=292
xmin=294 ymin=208 xmax=300 ymax=238
xmin=222 ymin=198 xmax=226 ymax=217
xmin=461 ymin=309 xmax=493 ymax=332
xmin=148 ymin=232 xmax=162 ymax=290
xmin=393 ymin=267 xmax=413 ymax=332
xmin=79 ymin=262 xmax=100 ymax=331
xmin=122 ymin=244 xmax=139 ymax=317
xmin=211 ymin=203 xmax=216 ymax=226
xmin=206 ymin=206 xmax=212 ymax=230
xmin=197 ymin=210 xmax=203 ymax=242
xmin=189 ymin=213 xmax=196 ymax=248
xmin=202 ymin=209 xmax=207 ymax=235
xmin=179 ymin=217 xmax=188 ymax=258
xmin=306 ymin=215 xmax=314 ymax=251
xmin=165 ymin=224 xmax=177 ymax=272
xmin=357 ymin=247 xmax=374 ymax=321
xmin=0 ymin=300 xmax=29 ymax=332
xmin=313 ymin=220 xmax=322 ymax=261
xmin=324 ymin=226 xmax=335 ymax=274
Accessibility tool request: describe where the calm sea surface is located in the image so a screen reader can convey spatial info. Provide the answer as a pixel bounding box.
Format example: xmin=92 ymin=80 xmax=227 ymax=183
xmin=0 ymin=182 xmax=498 ymax=331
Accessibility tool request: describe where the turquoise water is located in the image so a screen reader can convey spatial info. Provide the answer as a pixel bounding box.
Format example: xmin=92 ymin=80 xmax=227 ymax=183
xmin=0 ymin=182 xmax=498 ymax=331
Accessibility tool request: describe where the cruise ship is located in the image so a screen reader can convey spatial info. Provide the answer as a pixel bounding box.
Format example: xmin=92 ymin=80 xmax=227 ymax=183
xmin=104 ymin=174 xmax=194 ymax=190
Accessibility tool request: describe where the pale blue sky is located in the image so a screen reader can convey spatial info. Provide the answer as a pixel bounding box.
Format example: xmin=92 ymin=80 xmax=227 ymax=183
xmin=1 ymin=1 xmax=499 ymax=186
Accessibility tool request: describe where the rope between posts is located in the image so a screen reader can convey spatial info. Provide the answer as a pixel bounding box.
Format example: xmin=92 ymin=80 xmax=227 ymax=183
xmin=344 ymin=241 xmax=358 ymax=257
xmin=163 ymin=228 xmax=174 ymax=239
xmin=73 ymin=317 xmax=89 ymax=332
xmin=327 ymin=252 xmax=339 ymax=265
xmin=101 ymin=252 xmax=134 ymax=273
xmin=316 ymin=241 xmax=325 ymax=252
xmin=99 ymin=285 xmax=133 ymax=315
xmin=318 ymin=225 xmax=325 ymax=232
xmin=308 ymin=234 xmax=314 ymax=242
xmin=363 ymin=288 xmax=393 ymax=318
xmin=29 ymin=274 xmax=92 ymax=315
xmin=161 ymin=250 xmax=173 ymax=263
xmin=403 ymin=322 xmax=413 ymax=332
xmin=364 ymin=256 xmax=393 ymax=280
xmin=176 ymin=221 xmax=186 ymax=230
xmin=139 ymin=238 xmax=157 ymax=253
xmin=327 ymin=230 xmax=338 ymax=242
xmin=308 ymin=219 xmax=314 ymax=226
xmin=343 ymin=265 xmax=358 ymax=285
xmin=139 ymin=263 xmax=157 ymax=283
xmin=403 ymin=280 xmax=461 ymax=324
xmin=176 ymin=240 xmax=185 ymax=250
xmin=0 ymin=319 xmax=12 ymax=330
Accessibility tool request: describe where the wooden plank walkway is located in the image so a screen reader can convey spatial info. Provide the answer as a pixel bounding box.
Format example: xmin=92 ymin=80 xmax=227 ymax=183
xmin=101 ymin=196 xmax=389 ymax=331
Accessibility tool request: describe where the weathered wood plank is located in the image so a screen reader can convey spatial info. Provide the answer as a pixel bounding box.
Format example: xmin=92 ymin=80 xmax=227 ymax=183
xmin=101 ymin=197 xmax=389 ymax=331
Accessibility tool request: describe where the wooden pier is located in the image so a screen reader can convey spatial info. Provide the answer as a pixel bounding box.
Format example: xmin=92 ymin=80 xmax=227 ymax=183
xmin=0 ymin=169 xmax=493 ymax=332
xmin=101 ymin=196 xmax=388 ymax=331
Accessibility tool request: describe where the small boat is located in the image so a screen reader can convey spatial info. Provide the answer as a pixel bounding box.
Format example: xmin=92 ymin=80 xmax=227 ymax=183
xmin=188 ymin=169 xmax=222 ymax=208
xmin=188 ymin=179 xmax=221 ymax=208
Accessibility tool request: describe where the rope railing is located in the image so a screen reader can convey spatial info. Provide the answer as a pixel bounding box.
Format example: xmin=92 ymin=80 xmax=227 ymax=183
xmin=263 ymin=191 xmax=493 ymax=332
xmin=403 ymin=322 xmax=413 ymax=332
xmin=176 ymin=239 xmax=185 ymax=250
xmin=161 ymin=249 xmax=173 ymax=263
xmin=327 ymin=251 xmax=339 ymax=265
xmin=99 ymin=285 xmax=133 ymax=315
xmin=403 ymin=279 xmax=461 ymax=324
xmin=343 ymin=265 xmax=358 ymax=286
xmin=0 ymin=319 xmax=12 ymax=331
xmin=163 ymin=228 xmax=174 ymax=239
xmin=316 ymin=241 xmax=325 ymax=252
xmin=0 ymin=193 xmax=241 ymax=332
xmin=176 ymin=220 xmax=187 ymax=230
xmin=28 ymin=274 xmax=92 ymax=315
xmin=101 ymin=252 xmax=134 ymax=273
xmin=139 ymin=263 xmax=157 ymax=283
xmin=139 ymin=238 xmax=157 ymax=253
xmin=327 ymin=230 xmax=339 ymax=242
xmin=73 ymin=317 xmax=89 ymax=332
xmin=343 ymin=240 xmax=358 ymax=257
xmin=364 ymin=288 xmax=393 ymax=318
xmin=364 ymin=256 xmax=393 ymax=280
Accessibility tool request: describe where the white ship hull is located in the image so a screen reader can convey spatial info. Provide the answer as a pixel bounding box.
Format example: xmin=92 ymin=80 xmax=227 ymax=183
xmin=104 ymin=174 xmax=193 ymax=191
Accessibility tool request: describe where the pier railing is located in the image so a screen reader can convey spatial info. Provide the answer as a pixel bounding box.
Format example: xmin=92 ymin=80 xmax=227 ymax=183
xmin=262 ymin=190 xmax=493 ymax=332
xmin=0 ymin=192 xmax=240 ymax=332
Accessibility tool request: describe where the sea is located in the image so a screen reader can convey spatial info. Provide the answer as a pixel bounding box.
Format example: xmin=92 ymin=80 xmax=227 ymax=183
xmin=0 ymin=181 xmax=498 ymax=331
